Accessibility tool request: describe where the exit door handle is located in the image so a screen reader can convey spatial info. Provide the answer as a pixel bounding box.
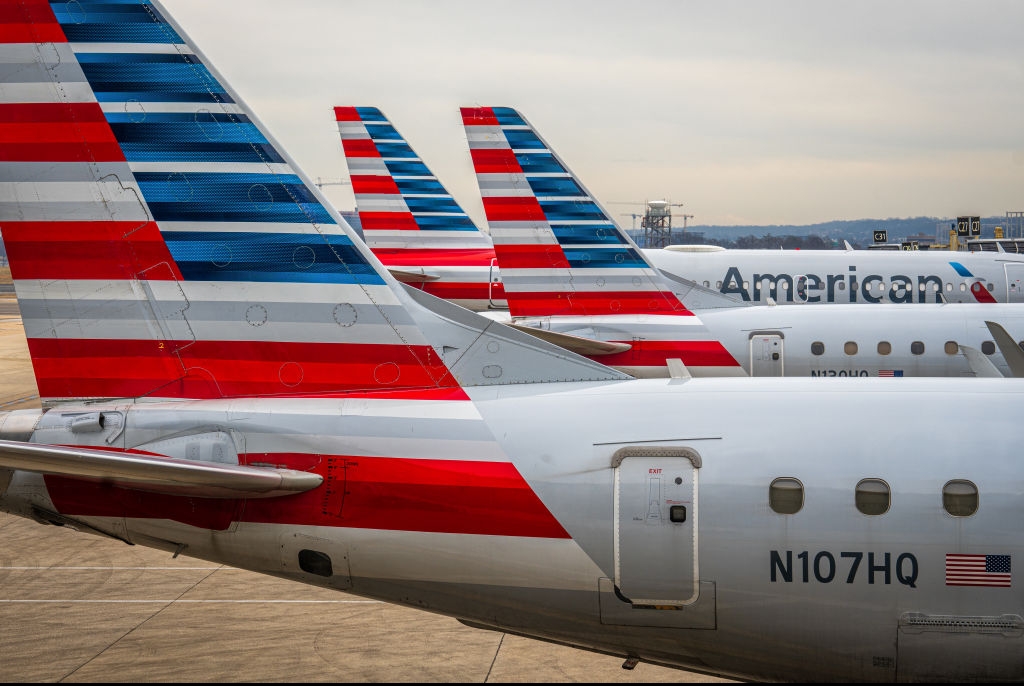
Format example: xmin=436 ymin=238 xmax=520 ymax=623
xmin=670 ymin=505 xmax=687 ymax=523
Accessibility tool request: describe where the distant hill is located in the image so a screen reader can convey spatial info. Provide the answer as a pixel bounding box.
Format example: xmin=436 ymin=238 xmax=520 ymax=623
xmin=671 ymin=216 xmax=1013 ymax=248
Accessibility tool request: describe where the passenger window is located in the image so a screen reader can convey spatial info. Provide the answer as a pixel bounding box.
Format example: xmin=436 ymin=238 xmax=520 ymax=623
xmin=982 ymin=341 xmax=995 ymax=355
xmin=911 ymin=341 xmax=925 ymax=355
xmin=811 ymin=341 xmax=825 ymax=356
xmin=877 ymin=341 xmax=891 ymax=355
xmin=844 ymin=341 xmax=858 ymax=355
xmin=877 ymin=282 xmax=885 ymax=292
xmin=988 ymin=283 xmax=995 ymax=292
xmin=1018 ymin=340 xmax=1024 ymax=352
xmin=855 ymin=479 xmax=890 ymax=516
xmin=944 ymin=341 xmax=958 ymax=355
xmin=943 ymin=480 xmax=978 ymax=517
xmin=960 ymin=283 xmax=967 ymax=292
xmin=702 ymin=280 xmax=710 ymax=288
xmin=743 ymin=281 xmax=749 ymax=290
xmin=769 ymin=478 xmax=803 ymax=515
xmin=945 ymin=283 xmax=952 ymax=292
xmin=838 ymin=282 xmax=846 ymax=291
xmin=716 ymin=281 xmax=722 ymax=289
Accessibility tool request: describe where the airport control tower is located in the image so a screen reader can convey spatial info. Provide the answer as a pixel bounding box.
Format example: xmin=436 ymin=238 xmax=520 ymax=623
xmin=642 ymin=200 xmax=674 ymax=248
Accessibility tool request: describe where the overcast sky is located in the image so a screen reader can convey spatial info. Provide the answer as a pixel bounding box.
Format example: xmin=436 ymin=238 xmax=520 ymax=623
xmin=164 ymin=0 xmax=1024 ymax=227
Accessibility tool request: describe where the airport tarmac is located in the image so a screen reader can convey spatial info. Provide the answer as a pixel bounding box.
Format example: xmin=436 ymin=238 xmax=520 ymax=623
xmin=0 ymin=309 xmax=734 ymax=683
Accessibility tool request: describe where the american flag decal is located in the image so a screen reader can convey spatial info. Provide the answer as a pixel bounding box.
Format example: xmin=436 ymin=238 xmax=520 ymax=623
xmin=878 ymin=370 xmax=904 ymax=377
xmin=946 ymin=554 xmax=1011 ymax=587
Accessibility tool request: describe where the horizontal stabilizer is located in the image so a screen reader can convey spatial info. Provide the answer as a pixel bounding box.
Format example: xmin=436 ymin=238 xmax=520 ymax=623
xmin=958 ymin=345 xmax=1004 ymax=378
xmin=389 ymin=268 xmax=443 ymax=283
xmin=507 ymin=324 xmax=632 ymax=356
xmin=0 ymin=440 xmax=322 ymax=499
xmin=985 ymin=321 xmax=1024 ymax=378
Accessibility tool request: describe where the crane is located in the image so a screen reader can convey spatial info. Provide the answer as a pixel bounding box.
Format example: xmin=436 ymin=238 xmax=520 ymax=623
xmin=620 ymin=213 xmax=643 ymax=230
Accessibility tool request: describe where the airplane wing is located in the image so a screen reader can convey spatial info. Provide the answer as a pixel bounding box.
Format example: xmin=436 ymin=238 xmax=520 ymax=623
xmin=0 ymin=440 xmax=322 ymax=499
xmin=507 ymin=324 xmax=632 ymax=356
xmin=958 ymin=345 xmax=1005 ymax=378
xmin=985 ymin=321 xmax=1024 ymax=378
xmin=389 ymin=268 xmax=443 ymax=283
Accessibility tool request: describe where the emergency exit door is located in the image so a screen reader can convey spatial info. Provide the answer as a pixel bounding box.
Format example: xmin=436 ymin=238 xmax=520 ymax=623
xmin=750 ymin=333 xmax=784 ymax=376
xmin=613 ymin=447 xmax=700 ymax=606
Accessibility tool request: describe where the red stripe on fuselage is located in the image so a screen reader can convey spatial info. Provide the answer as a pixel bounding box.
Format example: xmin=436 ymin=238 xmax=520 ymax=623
xmin=333 ymin=106 xmax=361 ymax=122
xmin=971 ymin=282 xmax=998 ymax=303
xmin=482 ymin=196 xmax=546 ymax=222
xmin=404 ymin=280 xmax=505 ymax=304
xmin=0 ymin=0 xmax=66 ymax=43
xmin=27 ymin=339 xmax=458 ymax=400
xmin=595 ymin=339 xmax=739 ymax=368
xmin=44 ymin=454 xmax=569 ymax=538
xmin=493 ymin=243 xmax=570 ymax=269
xmin=470 ymin=148 xmax=522 ymax=174
xmin=4 ymin=221 xmax=181 ymax=281
xmin=341 ymin=138 xmax=379 ymax=157
xmin=507 ymin=291 xmax=693 ymax=318
xmin=0 ymin=103 xmax=125 ymax=162
xmin=357 ymin=211 xmax=419 ymax=231
xmin=350 ymin=175 xmax=401 ymax=195
xmin=372 ymin=248 xmax=496 ymax=267
xmin=461 ymin=107 xmax=499 ymax=126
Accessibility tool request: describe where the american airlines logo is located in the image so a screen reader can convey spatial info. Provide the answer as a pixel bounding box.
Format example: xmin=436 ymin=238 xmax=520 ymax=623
xmin=719 ymin=266 xmax=949 ymax=304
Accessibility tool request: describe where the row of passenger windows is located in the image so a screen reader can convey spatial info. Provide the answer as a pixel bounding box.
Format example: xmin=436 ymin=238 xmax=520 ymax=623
xmin=769 ymin=478 xmax=978 ymax=517
xmin=704 ymin=280 xmax=995 ymax=293
xmin=810 ymin=340 xmax=1003 ymax=356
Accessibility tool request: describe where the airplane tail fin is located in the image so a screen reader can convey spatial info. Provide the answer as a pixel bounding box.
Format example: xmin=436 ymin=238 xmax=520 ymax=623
xmin=334 ymin=107 xmax=504 ymax=310
xmin=0 ymin=1 xmax=625 ymax=404
xmin=460 ymin=106 xmax=691 ymax=319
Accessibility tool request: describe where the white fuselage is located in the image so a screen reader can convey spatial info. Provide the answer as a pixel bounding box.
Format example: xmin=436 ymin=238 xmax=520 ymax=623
xmin=512 ymin=302 xmax=1024 ymax=378
xmin=2 ymin=376 xmax=1023 ymax=682
xmin=644 ymin=247 xmax=1024 ymax=305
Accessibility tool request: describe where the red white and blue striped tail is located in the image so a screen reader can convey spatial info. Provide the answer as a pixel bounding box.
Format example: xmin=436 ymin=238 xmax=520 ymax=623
xmin=461 ymin=107 xmax=745 ymax=378
xmin=0 ymin=1 xmax=625 ymax=404
xmin=335 ymin=107 xmax=505 ymax=311
xmin=461 ymin=106 xmax=693 ymax=320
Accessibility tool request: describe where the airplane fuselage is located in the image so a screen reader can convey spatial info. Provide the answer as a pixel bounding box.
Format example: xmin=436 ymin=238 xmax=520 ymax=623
xmin=644 ymin=248 xmax=1024 ymax=305
xmin=2 ymin=378 xmax=1022 ymax=682
xmin=514 ymin=303 xmax=1024 ymax=378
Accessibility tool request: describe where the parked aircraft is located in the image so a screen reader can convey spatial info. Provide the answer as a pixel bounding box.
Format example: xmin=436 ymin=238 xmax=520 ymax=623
xmin=459 ymin=105 xmax=1024 ymax=378
xmin=645 ymin=244 xmax=1024 ymax=304
xmin=2 ymin=2 xmax=1024 ymax=683
xmin=335 ymin=106 xmax=505 ymax=311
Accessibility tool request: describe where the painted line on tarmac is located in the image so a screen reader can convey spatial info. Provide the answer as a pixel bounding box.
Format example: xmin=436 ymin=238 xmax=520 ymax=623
xmin=2 ymin=566 xmax=221 ymax=570
xmin=0 ymin=394 xmax=39 ymax=409
xmin=0 ymin=599 xmax=382 ymax=604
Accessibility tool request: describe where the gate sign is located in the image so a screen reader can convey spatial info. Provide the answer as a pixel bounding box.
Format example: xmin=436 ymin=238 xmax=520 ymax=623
xmin=957 ymin=216 xmax=982 ymax=237
xmin=873 ymin=230 xmax=887 ymax=243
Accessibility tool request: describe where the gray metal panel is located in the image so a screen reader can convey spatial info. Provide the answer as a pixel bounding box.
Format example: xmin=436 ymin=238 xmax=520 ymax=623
xmin=0 ymin=439 xmax=321 ymax=498
xmin=403 ymin=286 xmax=629 ymax=385
xmin=598 ymin=578 xmax=716 ymax=629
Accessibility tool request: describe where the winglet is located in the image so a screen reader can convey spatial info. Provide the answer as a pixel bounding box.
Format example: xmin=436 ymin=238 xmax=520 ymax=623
xmin=984 ymin=321 xmax=1024 ymax=378
xmin=958 ymin=345 xmax=1005 ymax=378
